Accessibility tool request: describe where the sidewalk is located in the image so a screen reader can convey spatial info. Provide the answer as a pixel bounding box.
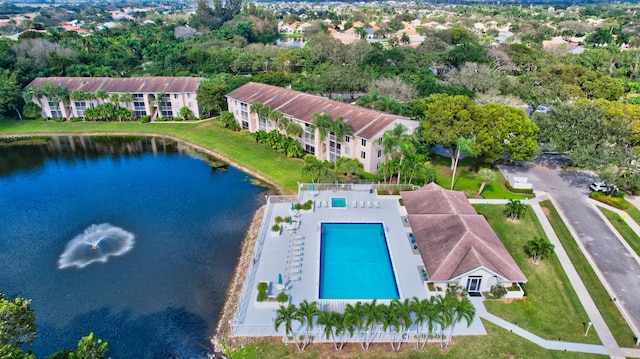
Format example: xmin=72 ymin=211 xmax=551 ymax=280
xmin=528 ymin=194 xmax=625 ymax=358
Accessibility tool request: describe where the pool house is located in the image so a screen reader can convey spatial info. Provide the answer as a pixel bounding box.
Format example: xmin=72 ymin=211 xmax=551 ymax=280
xmin=232 ymin=183 xmax=527 ymax=342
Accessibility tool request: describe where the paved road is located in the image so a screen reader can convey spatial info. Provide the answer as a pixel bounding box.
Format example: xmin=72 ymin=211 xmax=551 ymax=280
xmin=500 ymin=158 xmax=640 ymax=338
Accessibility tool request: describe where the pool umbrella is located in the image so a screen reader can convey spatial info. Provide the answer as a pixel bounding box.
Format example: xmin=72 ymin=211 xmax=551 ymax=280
xmin=278 ymin=273 xmax=283 ymax=285
xmin=291 ymin=202 xmax=295 ymax=211
xmin=289 ymin=216 xmax=292 ymax=225
xmin=311 ymin=182 xmax=315 ymax=191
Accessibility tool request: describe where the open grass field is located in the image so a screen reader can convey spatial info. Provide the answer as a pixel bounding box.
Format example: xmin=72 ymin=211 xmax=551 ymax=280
xmin=225 ymin=320 xmax=605 ymax=359
xmin=599 ymin=207 xmax=640 ymax=259
xmin=541 ymin=201 xmax=636 ymax=348
xmin=431 ymin=155 xmax=534 ymax=200
xmin=474 ymin=204 xmax=601 ymax=345
xmin=0 ymin=119 xmax=307 ymax=193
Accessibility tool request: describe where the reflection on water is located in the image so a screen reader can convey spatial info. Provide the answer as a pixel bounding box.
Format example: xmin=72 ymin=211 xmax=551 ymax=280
xmin=0 ymin=136 xmax=264 ymax=358
xmin=276 ymin=37 xmax=307 ymax=48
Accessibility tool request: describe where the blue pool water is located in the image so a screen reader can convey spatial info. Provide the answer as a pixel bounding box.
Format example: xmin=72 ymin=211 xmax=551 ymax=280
xmin=0 ymin=137 xmax=266 ymax=358
xmin=319 ymin=223 xmax=399 ymax=299
xmin=331 ymin=197 xmax=346 ymax=208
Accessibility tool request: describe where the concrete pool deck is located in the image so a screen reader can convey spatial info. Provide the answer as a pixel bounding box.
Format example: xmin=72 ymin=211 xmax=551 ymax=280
xmin=232 ymin=187 xmax=487 ymax=339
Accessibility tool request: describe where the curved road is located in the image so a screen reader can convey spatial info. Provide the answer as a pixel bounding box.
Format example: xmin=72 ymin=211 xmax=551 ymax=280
xmin=500 ymin=158 xmax=640 ymax=338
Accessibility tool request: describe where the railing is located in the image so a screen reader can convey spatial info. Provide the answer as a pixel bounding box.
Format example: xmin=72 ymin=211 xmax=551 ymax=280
xmin=298 ymin=183 xmax=420 ymax=192
xmin=231 ymin=201 xmax=275 ymax=333
xmin=268 ymin=195 xmax=298 ymax=204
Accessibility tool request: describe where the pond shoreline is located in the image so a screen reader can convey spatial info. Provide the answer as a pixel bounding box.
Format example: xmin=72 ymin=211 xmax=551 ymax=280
xmin=0 ymin=132 xmax=281 ymax=355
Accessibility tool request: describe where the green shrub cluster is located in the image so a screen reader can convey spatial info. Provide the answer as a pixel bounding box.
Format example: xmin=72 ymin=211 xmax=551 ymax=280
xmin=504 ymin=181 xmax=535 ymax=194
xmin=294 ymin=200 xmax=313 ymax=211
xmin=52 ymin=117 xmax=66 ymax=122
xmin=250 ymin=130 xmax=305 ymax=158
xmin=276 ymin=292 xmax=288 ymax=303
xmin=257 ymin=282 xmax=268 ymax=302
xmin=69 ymin=117 xmax=83 ymax=122
xmin=590 ymin=192 xmax=631 ymax=209
xmin=139 ymin=115 xmax=151 ymax=123
xmin=490 ymin=284 xmax=508 ymax=299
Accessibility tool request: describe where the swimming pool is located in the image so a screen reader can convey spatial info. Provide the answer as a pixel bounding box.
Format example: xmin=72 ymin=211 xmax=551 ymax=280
xmin=319 ymin=223 xmax=399 ymax=299
xmin=331 ymin=197 xmax=346 ymax=208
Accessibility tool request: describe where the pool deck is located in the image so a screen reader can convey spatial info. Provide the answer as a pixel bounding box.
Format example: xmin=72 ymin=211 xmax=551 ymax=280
xmin=233 ymin=188 xmax=487 ymax=339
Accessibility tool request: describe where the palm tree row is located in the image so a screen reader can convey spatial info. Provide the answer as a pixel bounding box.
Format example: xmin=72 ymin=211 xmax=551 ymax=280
xmin=274 ymin=294 xmax=475 ymax=352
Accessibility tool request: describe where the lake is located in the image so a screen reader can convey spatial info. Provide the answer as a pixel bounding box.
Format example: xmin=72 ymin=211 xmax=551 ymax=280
xmin=0 ymin=136 xmax=266 ymax=358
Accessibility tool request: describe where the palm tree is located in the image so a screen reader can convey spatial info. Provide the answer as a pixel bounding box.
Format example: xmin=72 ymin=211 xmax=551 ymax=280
xmin=155 ymin=92 xmax=167 ymax=118
xmin=331 ymin=116 xmax=355 ymax=168
xmin=477 ymin=168 xmax=496 ymax=196
xmin=317 ymin=311 xmax=346 ymax=351
xmin=391 ymin=299 xmax=412 ymax=351
xmin=310 ymin=112 xmax=334 ymax=158
xmin=94 ymin=89 xmax=108 ymax=105
xmin=410 ymin=297 xmax=428 ymax=350
xmin=56 ymin=86 xmax=71 ymax=119
xmin=22 ymin=86 xmax=43 ymax=108
xmin=109 ymin=93 xmax=121 ymax=106
xmin=250 ymin=102 xmax=272 ymax=129
xmin=296 ymin=300 xmax=319 ymax=349
xmin=377 ymin=302 xmax=398 ymax=351
xmin=337 ymin=158 xmax=363 ymax=179
xmin=524 ymin=237 xmax=555 ymax=264
xmin=362 ymin=300 xmax=382 ymax=350
xmin=382 ymin=123 xmax=413 ymax=184
xmin=504 ymin=199 xmax=527 ymax=221
xmin=343 ymin=302 xmax=366 ymax=350
xmin=275 ymin=304 xmax=304 ymax=350
xmin=446 ymin=296 xmax=476 ymax=347
xmin=267 ymin=109 xmax=283 ymax=131
xmin=120 ymin=93 xmax=134 ymax=109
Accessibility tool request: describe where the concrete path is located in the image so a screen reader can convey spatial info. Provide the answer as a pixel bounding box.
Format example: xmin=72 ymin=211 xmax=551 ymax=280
xmin=529 ymin=194 xmax=625 ymax=358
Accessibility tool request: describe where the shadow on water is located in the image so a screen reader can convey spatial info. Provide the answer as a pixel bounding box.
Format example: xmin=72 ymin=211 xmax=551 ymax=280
xmin=0 ymin=136 xmax=227 ymax=177
xmin=36 ymin=307 xmax=211 ymax=358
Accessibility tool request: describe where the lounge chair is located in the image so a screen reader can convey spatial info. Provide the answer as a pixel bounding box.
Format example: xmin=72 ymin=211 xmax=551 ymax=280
xmin=367 ymin=201 xmax=372 ymax=208
xmin=315 ymin=200 xmax=321 ymax=208
xmin=352 ymin=200 xmax=358 ymax=208
xmin=359 ymin=201 xmax=365 ymax=208
xmin=374 ymin=201 xmax=380 ymax=208
xmin=323 ymin=200 xmax=328 ymax=207
xmin=289 ymin=267 xmax=302 ymax=274
xmin=291 ymin=276 xmax=302 ymax=281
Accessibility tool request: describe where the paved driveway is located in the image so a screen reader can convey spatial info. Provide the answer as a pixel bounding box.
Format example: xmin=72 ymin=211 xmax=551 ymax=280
xmin=500 ymin=157 xmax=640 ymax=336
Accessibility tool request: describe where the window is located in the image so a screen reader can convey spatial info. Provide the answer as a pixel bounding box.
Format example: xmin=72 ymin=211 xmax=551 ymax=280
xmin=160 ymin=93 xmax=173 ymax=117
xmin=242 ymin=121 xmax=249 ymax=130
xmin=133 ymin=94 xmax=146 ymax=117
xmin=345 ymin=147 xmax=350 ymax=155
xmin=360 ymin=151 xmax=366 ymax=159
xmin=173 ymin=94 xmax=178 ymax=99
xmin=378 ymin=138 xmax=383 ymax=145
xmin=74 ymin=101 xmax=86 ymax=118
xmin=361 ymin=139 xmax=367 ymax=146
xmin=377 ymin=149 xmax=382 ymax=158
xmin=49 ymin=101 xmax=62 ymax=118
xmin=305 ymin=144 xmax=315 ymax=155
xmin=345 ymin=136 xmax=350 ymax=143
xmin=188 ymin=93 xmax=192 ymax=98
xmin=377 ymin=162 xmax=381 ymax=170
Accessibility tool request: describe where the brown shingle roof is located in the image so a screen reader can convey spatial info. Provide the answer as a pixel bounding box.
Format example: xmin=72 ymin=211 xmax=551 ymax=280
xmin=24 ymin=77 xmax=204 ymax=94
xmin=400 ymin=182 xmax=476 ymax=215
xmin=402 ymin=183 xmax=526 ymax=283
xmin=226 ymin=82 xmax=415 ymax=140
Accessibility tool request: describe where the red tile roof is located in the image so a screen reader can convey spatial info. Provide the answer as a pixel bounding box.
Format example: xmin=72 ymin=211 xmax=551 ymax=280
xmin=24 ymin=77 xmax=204 ymax=94
xmin=227 ymin=82 xmax=416 ymax=140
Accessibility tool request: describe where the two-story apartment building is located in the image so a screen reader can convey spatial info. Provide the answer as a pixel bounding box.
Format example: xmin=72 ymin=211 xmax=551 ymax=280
xmin=24 ymin=77 xmax=204 ymax=120
xmin=226 ymin=82 xmax=418 ymax=173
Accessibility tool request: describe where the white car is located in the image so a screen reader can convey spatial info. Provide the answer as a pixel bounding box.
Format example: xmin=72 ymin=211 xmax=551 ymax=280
xmin=589 ymin=181 xmax=618 ymax=193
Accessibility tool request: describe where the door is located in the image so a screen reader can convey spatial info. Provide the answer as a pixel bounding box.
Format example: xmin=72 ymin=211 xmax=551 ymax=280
xmin=466 ymin=277 xmax=482 ymax=292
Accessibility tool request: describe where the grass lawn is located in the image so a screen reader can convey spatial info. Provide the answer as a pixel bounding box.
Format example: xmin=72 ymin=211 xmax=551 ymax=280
xmin=599 ymin=207 xmax=640 ymax=258
xmin=541 ymin=201 xmax=636 ymax=348
xmin=225 ymin=320 xmax=605 ymax=359
xmin=0 ymin=120 xmax=306 ymax=193
xmin=474 ymin=204 xmax=601 ymax=345
xmin=627 ymin=206 xmax=640 ymax=227
xmin=432 ymin=155 xmax=533 ymax=200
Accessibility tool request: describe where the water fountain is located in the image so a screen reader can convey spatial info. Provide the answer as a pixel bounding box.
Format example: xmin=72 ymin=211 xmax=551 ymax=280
xmin=58 ymin=223 xmax=135 ymax=269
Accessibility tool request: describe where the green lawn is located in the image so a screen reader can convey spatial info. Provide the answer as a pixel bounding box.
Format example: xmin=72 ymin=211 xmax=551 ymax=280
xmin=599 ymin=207 xmax=640 ymax=258
xmin=474 ymin=204 xmax=601 ymax=345
xmin=226 ymin=320 xmax=605 ymax=359
xmin=627 ymin=206 xmax=640 ymax=227
xmin=0 ymin=120 xmax=306 ymax=193
xmin=541 ymin=201 xmax=636 ymax=348
xmin=432 ymin=155 xmax=534 ymax=200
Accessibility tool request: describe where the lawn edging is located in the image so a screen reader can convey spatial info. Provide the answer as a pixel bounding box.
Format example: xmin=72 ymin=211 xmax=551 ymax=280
xmin=541 ymin=198 xmax=638 ymax=347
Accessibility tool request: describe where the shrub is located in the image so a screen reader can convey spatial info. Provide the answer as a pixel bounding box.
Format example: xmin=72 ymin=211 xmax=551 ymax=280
xmin=139 ymin=115 xmax=151 ymax=123
xmin=35 ymin=117 xmax=47 ymax=121
xmin=490 ymin=284 xmax=508 ymax=299
xmin=69 ymin=117 xmax=82 ymax=122
xmin=300 ymin=200 xmax=313 ymax=211
xmin=274 ymin=216 xmax=284 ymax=224
xmin=257 ymin=282 xmax=268 ymax=292
xmin=504 ymin=181 xmax=534 ymax=194
xmin=52 ymin=117 xmax=65 ymax=122
xmin=590 ymin=192 xmax=631 ymax=210
xmin=219 ymin=111 xmax=239 ymax=130
xmin=172 ymin=117 xmax=183 ymax=121
xmin=23 ymin=103 xmax=41 ymax=119
xmin=154 ymin=117 xmax=167 ymax=122
xmin=271 ymin=224 xmax=280 ymax=232
xmin=257 ymin=291 xmax=267 ymax=302
xmin=276 ymin=292 xmax=288 ymax=303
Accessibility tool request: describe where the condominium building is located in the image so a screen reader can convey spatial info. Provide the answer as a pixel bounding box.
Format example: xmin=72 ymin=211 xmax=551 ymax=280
xmin=226 ymin=82 xmax=419 ymax=173
xmin=24 ymin=77 xmax=204 ymax=120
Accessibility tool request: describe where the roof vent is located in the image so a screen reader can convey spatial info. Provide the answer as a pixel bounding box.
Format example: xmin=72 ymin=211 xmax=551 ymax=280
xmin=167 ymin=80 xmax=171 ymax=85
xmin=58 ymin=81 xmax=63 ymax=86
xmin=82 ymin=81 xmax=87 ymax=85
xmin=322 ymin=109 xmax=328 ymax=113
xmin=143 ymin=80 xmax=147 ymax=86
xmin=271 ymin=95 xmax=277 ymax=99
xmin=346 ymin=115 xmax=352 ymax=120
xmin=256 ymin=91 xmax=261 ymax=95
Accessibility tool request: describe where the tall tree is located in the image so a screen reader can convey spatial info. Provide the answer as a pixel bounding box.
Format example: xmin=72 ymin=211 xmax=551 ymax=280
xmin=296 ymin=300 xmax=319 ymax=350
xmin=0 ymin=292 xmax=36 ymax=348
xmin=274 ymin=304 xmax=303 ymax=350
xmin=524 ymin=237 xmax=555 ymax=264
xmin=445 ymin=296 xmax=475 ymax=347
xmin=317 ymin=311 xmax=346 ymax=351
xmin=71 ymin=332 xmax=108 ymax=359
xmin=0 ymin=70 xmax=22 ymax=120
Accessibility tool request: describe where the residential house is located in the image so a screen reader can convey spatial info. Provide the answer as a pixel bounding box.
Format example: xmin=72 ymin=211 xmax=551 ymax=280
xmin=24 ymin=77 xmax=204 ymax=120
xmin=401 ymin=183 xmax=527 ymax=297
xmin=226 ymin=82 xmax=419 ymax=173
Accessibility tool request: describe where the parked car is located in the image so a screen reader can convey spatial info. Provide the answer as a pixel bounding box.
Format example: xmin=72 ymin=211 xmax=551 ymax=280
xmin=589 ymin=181 xmax=618 ymax=193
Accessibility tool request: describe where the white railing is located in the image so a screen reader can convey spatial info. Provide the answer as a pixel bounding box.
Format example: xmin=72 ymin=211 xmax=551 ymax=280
xmin=298 ymin=183 xmax=420 ymax=193
xmin=268 ymin=195 xmax=297 ymax=204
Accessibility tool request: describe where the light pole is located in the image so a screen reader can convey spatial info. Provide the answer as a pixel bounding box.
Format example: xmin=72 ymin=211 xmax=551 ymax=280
xmin=584 ymin=321 xmax=592 ymax=336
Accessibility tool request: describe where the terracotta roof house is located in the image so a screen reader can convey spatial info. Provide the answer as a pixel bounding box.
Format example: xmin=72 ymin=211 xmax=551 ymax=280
xmin=24 ymin=77 xmax=204 ymax=120
xmin=401 ymin=183 xmax=527 ymax=297
xmin=226 ymin=82 xmax=419 ymax=173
